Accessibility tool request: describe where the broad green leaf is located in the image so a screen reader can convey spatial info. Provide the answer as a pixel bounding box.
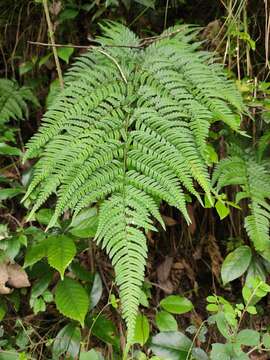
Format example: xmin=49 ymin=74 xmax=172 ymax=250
xmin=70 ymin=262 xmax=93 ymax=282
xmin=150 ymin=331 xmax=192 ymax=360
xmin=210 ymin=343 xmax=232 ymax=360
xmin=35 ymin=208 xmax=60 ymax=227
xmin=55 ymin=277 xmax=89 ymax=326
xmin=47 ymin=235 xmax=76 ymax=279
xmin=0 ymin=352 xmax=18 ymax=360
xmin=86 ymin=314 xmax=120 ymax=349
xmin=246 ymin=257 xmax=266 ymax=282
xmin=132 ymin=313 xmax=150 ymax=345
xmin=263 ymin=333 xmax=270 ymax=348
xmin=192 ymin=348 xmax=208 ymax=360
xmin=221 ymin=246 xmax=252 ymax=284
xmin=211 ymin=343 xmax=248 ymax=360
xmin=213 ymin=312 xmax=231 ymax=339
xmin=80 ymin=349 xmax=104 ymax=360
xmin=215 ymin=201 xmax=230 ymax=220
xmin=236 ymin=329 xmax=260 ymax=346
xmin=57 ymin=47 xmax=74 ymax=64
xmin=53 ymin=323 xmax=81 ymax=360
xmin=31 ymin=271 xmax=53 ymax=298
xmin=0 ymin=188 xmax=23 ymax=201
xmin=69 ymin=208 xmax=98 ymax=238
xmin=90 ymin=273 xmax=103 ymax=309
xmin=0 ymin=143 xmax=21 ymax=156
xmin=24 ymin=240 xmax=49 ymax=267
xmin=155 ymin=311 xmax=178 ymax=332
xmin=4 ymin=236 xmax=21 ymax=260
xmin=160 ymin=295 xmax=193 ymax=314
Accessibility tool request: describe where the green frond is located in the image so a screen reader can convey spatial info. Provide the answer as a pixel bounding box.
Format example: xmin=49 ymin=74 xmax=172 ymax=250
xmin=0 ymin=78 xmax=38 ymax=124
xmin=213 ymin=146 xmax=270 ymax=258
xmin=24 ymin=21 xmax=244 ymax=349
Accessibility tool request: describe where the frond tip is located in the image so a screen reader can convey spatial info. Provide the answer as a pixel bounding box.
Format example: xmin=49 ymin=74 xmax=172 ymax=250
xmin=23 ymin=21 xmax=244 ymax=349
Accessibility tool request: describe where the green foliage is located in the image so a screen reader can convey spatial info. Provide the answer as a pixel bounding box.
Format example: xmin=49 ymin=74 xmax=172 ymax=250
xmin=132 ymin=313 xmax=150 ymax=346
xmin=207 ymin=277 xmax=270 ymax=359
xmin=47 ymin=234 xmax=76 ymax=279
xmin=159 ymin=295 xmax=193 ymax=314
xmin=221 ymin=245 xmax=252 ymax=284
xmin=55 ymin=277 xmax=89 ymax=326
xmin=0 ymin=79 xmax=38 ymax=124
xmin=213 ymin=146 xmax=270 ymax=259
xmin=23 ymin=21 xmax=244 ymax=349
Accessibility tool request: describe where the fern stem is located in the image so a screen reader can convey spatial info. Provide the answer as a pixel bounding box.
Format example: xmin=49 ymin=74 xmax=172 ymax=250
xmin=42 ymin=0 xmax=64 ymax=89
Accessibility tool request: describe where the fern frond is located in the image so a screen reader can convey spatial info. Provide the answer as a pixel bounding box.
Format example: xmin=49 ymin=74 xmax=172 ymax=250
xmin=0 ymin=78 xmax=38 ymax=124
xmin=213 ymin=147 xmax=270 ymax=257
xmin=24 ymin=22 xmax=244 ymax=349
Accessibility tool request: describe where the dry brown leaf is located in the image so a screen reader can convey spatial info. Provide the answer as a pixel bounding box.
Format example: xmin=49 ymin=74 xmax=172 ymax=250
xmin=0 ymin=262 xmax=30 ymax=294
xmin=157 ymin=256 xmax=173 ymax=284
xmin=7 ymin=263 xmax=30 ymax=288
xmin=157 ymin=256 xmax=174 ymax=294
xmin=0 ymin=263 xmax=11 ymax=294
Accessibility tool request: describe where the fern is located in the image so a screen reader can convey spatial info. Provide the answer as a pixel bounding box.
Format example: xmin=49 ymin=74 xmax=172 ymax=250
xmin=23 ymin=22 xmax=244 ymax=351
xmin=213 ymin=145 xmax=270 ymax=258
xmin=0 ymin=78 xmax=39 ymax=124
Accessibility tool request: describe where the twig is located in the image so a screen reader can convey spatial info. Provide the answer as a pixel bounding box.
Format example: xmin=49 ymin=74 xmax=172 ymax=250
xmin=28 ymin=25 xmax=194 ymax=52
xmin=42 ymin=0 xmax=64 ymax=89
xmin=28 ymin=40 xmax=140 ymax=49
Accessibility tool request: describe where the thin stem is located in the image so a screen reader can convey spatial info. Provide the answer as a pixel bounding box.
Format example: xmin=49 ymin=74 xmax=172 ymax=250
xmin=186 ymin=320 xmax=208 ymax=360
xmin=42 ymin=0 xmax=64 ymax=89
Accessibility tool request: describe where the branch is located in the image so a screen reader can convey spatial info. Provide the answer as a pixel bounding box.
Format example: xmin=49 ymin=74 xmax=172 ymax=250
xmin=42 ymin=0 xmax=64 ymax=89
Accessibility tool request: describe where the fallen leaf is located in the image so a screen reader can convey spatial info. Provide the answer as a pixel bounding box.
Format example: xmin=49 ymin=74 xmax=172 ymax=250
xmin=157 ymin=256 xmax=174 ymax=294
xmin=157 ymin=256 xmax=173 ymax=284
xmin=0 ymin=263 xmax=11 ymax=294
xmin=7 ymin=263 xmax=30 ymax=288
xmin=0 ymin=262 xmax=30 ymax=294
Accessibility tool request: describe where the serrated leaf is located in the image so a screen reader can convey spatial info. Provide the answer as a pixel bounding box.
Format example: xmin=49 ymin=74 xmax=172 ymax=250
xmin=155 ymin=311 xmax=178 ymax=332
xmin=47 ymin=235 xmax=76 ymax=279
xmin=55 ymin=277 xmax=89 ymax=326
xmin=221 ymin=246 xmax=252 ymax=284
xmin=24 ymin=240 xmax=49 ymax=267
xmin=160 ymin=295 xmax=193 ymax=314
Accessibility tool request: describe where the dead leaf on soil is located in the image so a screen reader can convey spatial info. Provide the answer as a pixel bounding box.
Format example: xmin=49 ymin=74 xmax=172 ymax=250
xmin=0 ymin=262 xmax=30 ymax=294
xmin=157 ymin=256 xmax=174 ymax=293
